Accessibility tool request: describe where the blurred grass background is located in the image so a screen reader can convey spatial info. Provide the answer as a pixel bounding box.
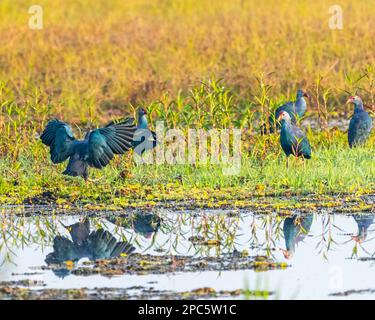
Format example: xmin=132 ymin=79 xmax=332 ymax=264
xmin=0 ymin=0 xmax=374 ymax=120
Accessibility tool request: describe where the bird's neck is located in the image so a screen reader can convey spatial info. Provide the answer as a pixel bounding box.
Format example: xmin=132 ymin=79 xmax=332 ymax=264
xmin=285 ymin=238 xmax=296 ymax=252
xmin=354 ymin=101 xmax=364 ymax=113
xmin=358 ymin=226 xmax=368 ymax=239
xmin=295 ymin=97 xmax=307 ymax=114
xmin=138 ymin=115 xmax=148 ymax=129
xmin=281 ymin=119 xmax=292 ymax=129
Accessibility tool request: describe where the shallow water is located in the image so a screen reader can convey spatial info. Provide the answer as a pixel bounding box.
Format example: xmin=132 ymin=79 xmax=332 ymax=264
xmin=1 ymin=208 xmax=375 ymax=299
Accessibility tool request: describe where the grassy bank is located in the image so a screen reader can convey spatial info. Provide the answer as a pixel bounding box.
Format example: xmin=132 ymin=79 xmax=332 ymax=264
xmin=0 ymin=128 xmax=374 ymax=206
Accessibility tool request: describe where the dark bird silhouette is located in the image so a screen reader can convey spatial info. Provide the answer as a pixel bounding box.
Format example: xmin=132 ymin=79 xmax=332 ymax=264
xmin=107 ymin=212 xmax=161 ymax=239
xmin=60 ymin=217 xmax=90 ymax=246
xmin=262 ymin=89 xmax=309 ymax=134
xmin=282 ymin=214 xmax=313 ymax=259
xmin=132 ymin=108 xmax=157 ymax=155
xmin=40 ymin=118 xmax=137 ymax=180
xmin=45 ymin=219 xmax=135 ymax=266
xmin=347 ymin=96 xmax=373 ymax=148
xmin=278 ymin=111 xmax=311 ymax=166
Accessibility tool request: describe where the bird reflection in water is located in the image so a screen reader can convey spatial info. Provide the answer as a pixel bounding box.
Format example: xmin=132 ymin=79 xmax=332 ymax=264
xmin=281 ymin=214 xmax=313 ymax=260
xmin=106 ymin=212 xmax=161 ymax=239
xmin=45 ymin=217 xmax=135 ymax=277
xmin=351 ymin=215 xmax=375 ymax=244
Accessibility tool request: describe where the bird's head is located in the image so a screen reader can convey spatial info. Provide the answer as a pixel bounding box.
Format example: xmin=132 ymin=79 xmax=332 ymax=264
xmin=60 ymin=221 xmax=72 ymax=233
xmin=297 ymin=89 xmax=310 ymax=99
xmin=277 ymin=110 xmax=291 ymax=123
xmin=351 ymin=235 xmax=364 ymax=244
xmin=281 ymin=249 xmax=294 ymax=260
xmin=138 ymin=108 xmax=147 ymax=117
xmin=346 ymin=95 xmax=362 ymax=106
xmin=346 ymin=95 xmax=364 ymax=112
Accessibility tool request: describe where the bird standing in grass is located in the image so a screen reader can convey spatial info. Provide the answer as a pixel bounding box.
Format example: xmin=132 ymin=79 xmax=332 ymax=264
xmin=262 ymin=89 xmax=310 ymax=133
xmin=278 ymin=111 xmax=311 ymax=167
xmin=347 ymin=96 xmax=373 ymax=148
xmin=132 ymin=108 xmax=157 ymax=155
xmin=40 ymin=118 xmax=137 ymax=180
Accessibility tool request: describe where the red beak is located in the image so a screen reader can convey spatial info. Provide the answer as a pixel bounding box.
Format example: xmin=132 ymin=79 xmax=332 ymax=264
xmin=346 ymin=97 xmax=354 ymax=104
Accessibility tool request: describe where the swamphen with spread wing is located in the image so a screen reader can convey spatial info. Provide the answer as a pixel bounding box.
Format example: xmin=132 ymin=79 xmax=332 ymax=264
xmin=347 ymin=96 xmax=373 ymax=148
xmin=40 ymin=118 xmax=137 ymax=180
xmin=278 ymin=111 xmax=311 ymax=167
xmin=262 ymin=89 xmax=309 ymax=134
xmin=46 ymin=218 xmax=135 ymax=265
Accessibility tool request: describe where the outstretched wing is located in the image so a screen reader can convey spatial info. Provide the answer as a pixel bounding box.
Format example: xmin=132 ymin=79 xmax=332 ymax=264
xmin=40 ymin=119 xmax=76 ymax=163
xmin=87 ymin=118 xmax=136 ymax=169
xmin=87 ymin=229 xmax=135 ymax=260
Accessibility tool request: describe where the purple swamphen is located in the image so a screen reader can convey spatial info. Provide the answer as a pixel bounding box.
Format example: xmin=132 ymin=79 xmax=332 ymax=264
xmin=40 ymin=117 xmax=137 ymax=180
xmin=132 ymin=108 xmax=158 ymax=155
xmin=347 ymin=95 xmax=373 ymax=148
xmin=278 ymin=111 xmax=311 ymax=167
xmin=262 ymin=89 xmax=310 ymax=134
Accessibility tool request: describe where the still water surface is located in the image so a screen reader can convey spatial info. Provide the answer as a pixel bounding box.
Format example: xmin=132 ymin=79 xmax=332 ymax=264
xmin=1 ymin=208 xmax=374 ymax=299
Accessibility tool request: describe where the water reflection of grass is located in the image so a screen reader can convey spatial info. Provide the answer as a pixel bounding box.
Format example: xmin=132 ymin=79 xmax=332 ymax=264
xmin=1 ymin=210 xmax=375 ymax=266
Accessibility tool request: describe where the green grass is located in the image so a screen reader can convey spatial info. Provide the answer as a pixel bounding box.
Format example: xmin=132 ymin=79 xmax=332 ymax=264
xmin=0 ymin=127 xmax=373 ymax=206
xmin=0 ymin=78 xmax=374 ymax=206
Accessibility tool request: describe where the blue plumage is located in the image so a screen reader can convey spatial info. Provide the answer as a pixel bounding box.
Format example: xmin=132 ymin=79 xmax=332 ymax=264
xmin=45 ymin=219 xmax=135 ymax=265
xmin=263 ymin=89 xmax=309 ymax=133
xmin=41 ymin=118 xmax=137 ymax=180
xmin=132 ymin=108 xmax=157 ymax=155
xmin=278 ymin=111 xmax=311 ymax=160
xmin=347 ymin=96 xmax=373 ymax=148
xmin=352 ymin=215 xmax=374 ymax=243
xmin=40 ymin=119 xmax=76 ymax=164
xmin=283 ymin=214 xmax=313 ymax=259
xmin=107 ymin=212 xmax=161 ymax=239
